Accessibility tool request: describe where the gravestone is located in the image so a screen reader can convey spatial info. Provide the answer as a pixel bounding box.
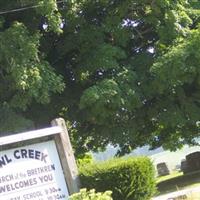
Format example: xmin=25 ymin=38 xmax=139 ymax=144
xmin=156 ymin=162 xmax=170 ymax=176
xmin=185 ymin=151 xmax=200 ymax=173
xmin=180 ymin=159 xmax=188 ymax=174
xmin=0 ymin=118 xmax=79 ymax=200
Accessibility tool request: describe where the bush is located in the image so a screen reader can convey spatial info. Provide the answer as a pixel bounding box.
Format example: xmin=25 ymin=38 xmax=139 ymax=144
xmin=76 ymin=153 xmax=93 ymax=167
xmin=69 ymin=188 xmax=113 ymax=200
xmin=79 ymin=157 xmax=156 ymax=200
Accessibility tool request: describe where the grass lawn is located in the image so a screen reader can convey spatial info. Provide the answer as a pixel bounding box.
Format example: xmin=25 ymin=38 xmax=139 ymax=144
xmin=187 ymin=192 xmax=200 ymax=199
xmin=156 ymin=170 xmax=200 ymax=196
xmin=156 ymin=171 xmax=183 ymax=183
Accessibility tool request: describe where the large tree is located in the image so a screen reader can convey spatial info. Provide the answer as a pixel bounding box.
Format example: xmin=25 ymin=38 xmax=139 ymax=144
xmin=1 ymin=0 xmax=200 ymax=155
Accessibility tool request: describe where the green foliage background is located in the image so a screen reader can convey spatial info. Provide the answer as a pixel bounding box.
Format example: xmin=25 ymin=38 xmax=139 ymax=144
xmin=1 ymin=0 xmax=200 ymax=154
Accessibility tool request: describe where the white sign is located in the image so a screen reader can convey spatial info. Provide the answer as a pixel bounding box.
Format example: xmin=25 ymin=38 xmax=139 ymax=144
xmin=0 ymin=140 xmax=69 ymax=200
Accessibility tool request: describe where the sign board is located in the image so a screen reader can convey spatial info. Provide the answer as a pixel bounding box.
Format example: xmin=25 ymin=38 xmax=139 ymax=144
xmin=0 ymin=118 xmax=79 ymax=200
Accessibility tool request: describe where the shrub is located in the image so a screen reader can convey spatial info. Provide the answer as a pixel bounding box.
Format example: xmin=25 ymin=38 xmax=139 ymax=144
xmin=76 ymin=153 xmax=93 ymax=167
xmin=79 ymin=157 xmax=156 ymax=200
xmin=69 ymin=188 xmax=113 ymax=200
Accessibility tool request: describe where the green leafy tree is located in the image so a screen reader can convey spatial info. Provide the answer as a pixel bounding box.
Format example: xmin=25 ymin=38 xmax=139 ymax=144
xmin=0 ymin=0 xmax=64 ymax=133
xmin=1 ymin=0 xmax=200 ymax=155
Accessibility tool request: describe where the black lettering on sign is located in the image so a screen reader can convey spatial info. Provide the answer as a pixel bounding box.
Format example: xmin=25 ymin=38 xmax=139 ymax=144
xmin=21 ymin=149 xmax=28 ymax=158
xmin=23 ymin=191 xmax=43 ymax=200
xmin=28 ymin=149 xmax=34 ymax=159
xmin=38 ymin=174 xmax=53 ymax=183
xmin=35 ymin=150 xmax=40 ymax=160
xmin=14 ymin=150 xmax=20 ymax=159
xmin=0 ymin=185 xmax=6 ymax=193
xmin=0 ymin=155 xmax=12 ymax=168
xmin=13 ymin=149 xmax=48 ymax=163
xmin=40 ymin=152 xmax=48 ymax=163
xmin=27 ymin=164 xmax=56 ymax=176
xmin=0 ymin=174 xmax=14 ymax=184
xmin=0 ymin=178 xmax=38 ymax=194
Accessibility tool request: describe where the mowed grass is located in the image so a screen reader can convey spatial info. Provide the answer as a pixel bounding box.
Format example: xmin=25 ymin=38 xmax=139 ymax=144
xmin=156 ymin=171 xmax=183 ymax=183
xmin=187 ymin=192 xmax=200 ymax=199
xmin=156 ymin=170 xmax=200 ymax=196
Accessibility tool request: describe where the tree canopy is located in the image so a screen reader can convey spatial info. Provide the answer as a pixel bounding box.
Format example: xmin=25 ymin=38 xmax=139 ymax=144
xmin=1 ymin=0 xmax=200 ymax=155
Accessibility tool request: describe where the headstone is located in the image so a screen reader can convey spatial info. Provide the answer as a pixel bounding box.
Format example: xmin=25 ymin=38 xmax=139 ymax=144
xmin=0 ymin=118 xmax=79 ymax=200
xmin=156 ymin=162 xmax=170 ymax=176
xmin=185 ymin=151 xmax=200 ymax=173
xmin=180 ymin=159 xmax=188 ymax=174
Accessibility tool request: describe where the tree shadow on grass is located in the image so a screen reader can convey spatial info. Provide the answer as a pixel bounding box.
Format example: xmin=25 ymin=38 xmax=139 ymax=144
xmin=157 ymin=170 xmax=200 ymax=196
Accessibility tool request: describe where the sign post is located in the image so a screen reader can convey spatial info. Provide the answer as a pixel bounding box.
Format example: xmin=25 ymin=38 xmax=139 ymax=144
xmin=0 ymin=118 xmax=79 ymax=200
